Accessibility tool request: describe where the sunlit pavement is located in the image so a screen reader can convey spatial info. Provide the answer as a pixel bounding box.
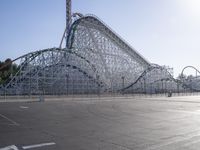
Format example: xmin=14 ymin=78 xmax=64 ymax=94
xmin=1 ymin=96 xmax=200 ymax=149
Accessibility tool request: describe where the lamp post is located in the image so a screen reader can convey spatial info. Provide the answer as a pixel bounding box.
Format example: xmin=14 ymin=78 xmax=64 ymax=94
xmin=121 ymin=76 xmax=125 ymax=94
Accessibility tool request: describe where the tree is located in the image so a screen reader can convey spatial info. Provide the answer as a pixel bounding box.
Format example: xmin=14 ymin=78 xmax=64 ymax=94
xmin=177 ymin=73 xmax=187 ymax=81
xmin=0 ymin=58 xmax=19 ymax=85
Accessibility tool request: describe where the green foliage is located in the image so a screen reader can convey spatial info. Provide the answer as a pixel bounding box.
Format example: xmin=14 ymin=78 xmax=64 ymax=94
xmin=0 ymin=59 xmax=19 ymax=85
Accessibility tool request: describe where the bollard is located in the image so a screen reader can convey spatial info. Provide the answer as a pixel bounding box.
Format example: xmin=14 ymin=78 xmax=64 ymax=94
xmin=167 ymin=91 xmax=172 ymax=97
xmin=39 ymin=94 xmax=45 ymax=102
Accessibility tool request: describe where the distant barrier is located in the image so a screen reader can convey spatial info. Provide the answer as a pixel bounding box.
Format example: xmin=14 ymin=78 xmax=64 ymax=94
xmin=1 ymin=92 xmax=200 ymax=102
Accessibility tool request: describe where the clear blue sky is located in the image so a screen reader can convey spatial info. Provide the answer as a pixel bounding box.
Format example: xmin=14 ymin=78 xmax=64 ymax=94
xmin=1 ymin=0 xmax=200 ymax=77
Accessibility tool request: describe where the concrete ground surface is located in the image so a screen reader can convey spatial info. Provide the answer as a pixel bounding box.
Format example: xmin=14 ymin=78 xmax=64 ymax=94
xmin=1 ymin=96 xmax=200 ymax=149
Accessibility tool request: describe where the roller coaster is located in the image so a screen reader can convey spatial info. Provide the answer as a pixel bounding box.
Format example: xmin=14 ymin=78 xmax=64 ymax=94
xmin=179 ymin=66 xmax=200 ymax=91
xmin=0 ymin=1 xmax=199 ymax=96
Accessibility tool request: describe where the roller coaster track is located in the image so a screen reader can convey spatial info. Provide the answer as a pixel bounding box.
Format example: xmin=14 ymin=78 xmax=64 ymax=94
xmin=120 ymin=64 xmax=200 ymax=92
xmin=2 ymin=14 xmax=195 ymax=95
xmin=1 ymin=47 xmax=105 ymax=94
xmin=67 ymin=15 xmax=150 ymax=67
xmin=65 ymin=15 xmax=151 ymax=90
xmin=121 ymin=64 xmax=177 ymax=91
xmin=4 ymin=48 xmax=97 ymax=81
xmin=181 ymin=66 xmax=200 ymax=77
xmin=179 ymin=66 xmax=200 ymax=91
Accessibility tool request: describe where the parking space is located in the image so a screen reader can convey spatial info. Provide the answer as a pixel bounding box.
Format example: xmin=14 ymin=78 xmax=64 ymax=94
xmin=1 ymin=96 xmax=200 ymax=149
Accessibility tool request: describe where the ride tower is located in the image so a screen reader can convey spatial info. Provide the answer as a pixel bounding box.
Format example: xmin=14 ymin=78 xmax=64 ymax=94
xmin=66 ymin=0 xmax=72 ymax=48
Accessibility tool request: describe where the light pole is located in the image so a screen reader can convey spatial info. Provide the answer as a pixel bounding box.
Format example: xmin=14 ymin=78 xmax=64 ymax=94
xmin=121 ymin=76 xmax=125 ymax=94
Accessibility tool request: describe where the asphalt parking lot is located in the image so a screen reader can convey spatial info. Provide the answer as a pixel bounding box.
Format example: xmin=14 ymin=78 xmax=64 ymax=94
xmin=1 ymin=96 xmax=200 ymax=150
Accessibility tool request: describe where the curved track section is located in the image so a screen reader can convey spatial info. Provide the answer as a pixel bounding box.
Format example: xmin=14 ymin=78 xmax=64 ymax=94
xmin=122 ymin=64 xmax=185 ymax=93
xmin=180 ymin=66 xmax=200 ymax=91
xmin=67 ymin=15 xmax=150 ymax=91
xmin=1 ymin=48 xmax=103 ymax=95
xmin=181 ymin=66 xmax=200 ymax=77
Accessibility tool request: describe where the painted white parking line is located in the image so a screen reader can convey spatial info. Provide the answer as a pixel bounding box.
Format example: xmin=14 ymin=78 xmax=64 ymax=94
xmin=20 ymin=106 xmax=29 ymax=109
xmin=0 ymin=114 xmax=19 ymax=126
xmin=22 ymin=142 xmax=56 ymax=149
xmin=0 ymin=145 xmax=18 ymax=150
